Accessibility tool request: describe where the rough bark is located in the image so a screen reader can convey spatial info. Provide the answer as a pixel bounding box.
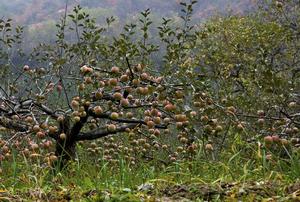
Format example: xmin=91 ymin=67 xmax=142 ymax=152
xmin=54 ymin=116 xmax=77 ymax=168
xmin=55 ymin=138 xmax=77 ymax=167
xmin=54 ymin=113 xmax=88 ymax=167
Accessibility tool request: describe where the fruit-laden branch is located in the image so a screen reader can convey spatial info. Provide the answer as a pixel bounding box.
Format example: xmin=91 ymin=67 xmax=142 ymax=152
xmin=0 ymin=116 xmax=29 ymax=132
xmin=0 ymin=98 xmax=61 ymax=139
xmin=32 ymin=102 xmax=60 ymax=119
xmin=76 ymin=123 xmax=139 ymax=141
xmin=88 ymin=110 xmax=168 ymax=129
xmin=1 ymin=98 xmax=60 ymax=119
xmin=91 ymin=92 xmax=163 ymax=110
xmin=0 ymin=106 xmax=8 ymax=114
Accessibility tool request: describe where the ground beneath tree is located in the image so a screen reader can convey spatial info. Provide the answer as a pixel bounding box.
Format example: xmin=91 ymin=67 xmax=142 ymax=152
xmin=3 ymin=181 xmax=300 ymax=201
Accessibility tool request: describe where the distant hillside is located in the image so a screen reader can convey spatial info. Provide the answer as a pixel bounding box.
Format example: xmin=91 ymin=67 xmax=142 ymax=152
xmin=0 ymin=0 xmax=256 ymax=51
xmin=0 ymin=0 xmax=255 ymax=25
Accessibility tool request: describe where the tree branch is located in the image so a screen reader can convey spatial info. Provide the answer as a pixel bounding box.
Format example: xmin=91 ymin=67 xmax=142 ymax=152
xmin=76 ymin=123 xmax=139 ymax=141
xmin=126 ymin=57 xmax=134 ymax=81
xmin=0 ymin=116 xmax=29 ymax=132
xmin=88 ymin=109 xmax=167 ymax=129
xmin=33 ymin=101 xmax=60 ymax=119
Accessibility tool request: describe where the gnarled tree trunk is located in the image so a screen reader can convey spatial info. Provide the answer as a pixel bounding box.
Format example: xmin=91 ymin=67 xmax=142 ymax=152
xmin=55 ymin=136 xmax=77 ymax=167
xmin=54 ymin=116 xmax=78 ymax=168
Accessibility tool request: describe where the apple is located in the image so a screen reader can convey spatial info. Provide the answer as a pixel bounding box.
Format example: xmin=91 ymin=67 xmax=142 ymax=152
xmin=205 ymin=144 xmax=213 ymax=151
xmin=111 ymin=66 xmax=120 ymax=74
xmin=264 ymin=136 xmax=273 ymax=144
xmin=94 ymin=106 xmax=103 ymax=115
xmin=60 ymin=133 xmax=67 ymax=140
xmin=110 ymin=112 xmax=119 ymax=120
xmin=23 ymin=65 xmax=30 ymax=71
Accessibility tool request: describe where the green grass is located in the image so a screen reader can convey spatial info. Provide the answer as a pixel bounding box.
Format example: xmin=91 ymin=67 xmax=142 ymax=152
xmin=1 ymin=142 xmax=300 ymax=201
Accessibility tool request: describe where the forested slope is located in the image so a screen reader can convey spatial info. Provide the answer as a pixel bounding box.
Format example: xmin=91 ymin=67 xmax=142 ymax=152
xmin=1 ymin=0 xmax=255 ymax=25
